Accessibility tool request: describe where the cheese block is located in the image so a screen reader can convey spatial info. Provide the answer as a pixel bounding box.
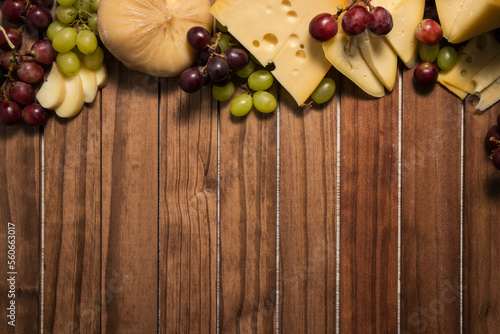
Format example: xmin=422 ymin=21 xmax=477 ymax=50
xmin=357 ymin=30 xmax=398 ymax=92
xmin=472 ymin=55 xmax=500 ymax=93
xmin=371 ymin=0 xmax=425 ymax=68
xmin=436 ymin=0 xmax=500 ymax=44
xmin=210 ymin=0 xmax=347 ymax=105
xmin=474 ymin=77 xmax=500 ymax=111
xmin=323 ymin=31 xmax=385 ymax=98
xmin=439 ymin=32 xmax=500 ymax=93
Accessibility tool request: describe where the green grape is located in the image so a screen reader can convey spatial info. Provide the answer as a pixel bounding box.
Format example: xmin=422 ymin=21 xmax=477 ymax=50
xmin=52 ymin=27 xmax=78 ymax=53
xmin=248 ymin=70 xmax=273 ymax=91
xmin=216 ymin=20 xmax=228 ymax=33
xmin=56 ymin=51 xmax=81 ymax=75
xmin=47 ymin=21 xmax=70 ymax=41
xmin=212 ymin=82 xmax=235 ymax=102
xmin=437 ymin=46 xmax=458 ymax=71
xmin=74 ymin=0 xmax=93 ymax=18
xmin=57 ymin=0 xmax=76 ymax=6
xmin=236 ymin=60 xmax=255 ymax=78
xmin=87 ymin=15 xmax=99 ymax=37
xmin=76 ymin=29 xmax=98 ymax=54
xmin=72 ymin=47 xmax=85 ymax=60
xmin=418 ymin=42 xmax=440 ymax=63
xmin=212 ymin=33 xmax=232 ymax=53
xmin=230 ymin=94 xmax=253 ymax=117
xmin=311 ymin=77 xmax=336 ymax=104
xmin=90 ymin=0 xmax=100 ymax=11
xmin=253 ymin=91 xmax=277 ymax=113
xmin=83 ymin=45 xmax=104 ymax=69
xmin=56 ymin=5 xmax=78 ymax=24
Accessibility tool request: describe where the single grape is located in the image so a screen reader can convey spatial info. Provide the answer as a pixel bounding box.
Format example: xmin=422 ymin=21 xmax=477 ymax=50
xmin=1 ymin=0 xmax=26 ymax=24
xmin=90 ymin=0 xmax=100 ymax=12
xmin=87 ymin=15 xmax=99 ymax=37
xmin=76 ymin=29 xmax=98 ymax=54
xmin=413 ymin=62 xmax=438 ymax=86
xmin=187 ymin=26 xmax=211 ymax=51
xmin=56 ymin=5 xmax=78 ymax=24
xmin=485 ymin=125 xmax=500 ymax=151
xmin=1 ymin=50 xmax=22 ymax=71
xmin=437 ymin=46 xmax=458 ymax=71
xmin=253 ymin=91 xmax=277 ymax=113
xmin=309 ymin=13 xmax=338 ymax=42
xmin=415 ymin=19 xmax=442 ymax=45
xmin=9 ymin=81 xmax=35 ymax=106
xmin=492 ymin=148 xmax=500 ymax=170
xmin=199 ymin=42 xmax=221 ymax=65
xmin=230 ymin=94 xmax=253 ymax=117
xmin=22 ymin=103 xmax=49 ymax=126
xmin=207 ymin=56 xmax=229 ymax=83
xmin=424 ymin=4 xmax=440 ymax=23
xmin=52 ymin=27 xmax=78 ymax=53
xmin=311 ymin=77 xmax=336 ymax=104
xmin=236 ymin=60 xmax=255 ymax=79
xmin=368 ymin=6 xmax=393 ymax=35
xmin=32 ymin=0 xmax=54 ymax=7
xmin=418 ymin=42 xmax=440 ymax=62
xmin=212 ymin=82 xmax=235 ymax=102
xmin=47 ymin=21 xmax=70 ymax=41
xmin=342 ymin=5 xmax=370 ymax=36
xmin=27 ymin=5 xmax=53 ymax=31
xmin=248 ymin=70 xmax=273 ymax=91
xmin=0 ymin=27 xmax=22 ymax=51
xmin=30 ymin=39 xmax=57 ymax=64
xmin=179 ymin=67 xmax=206 ymax=93
xmin=56 ymin=51 xmax=81 ymax=75
xmin=83 ymin=45 xmax=104 ymax=69
xmin=0 ymin=101 xmax=22 ymax=126
xmin=17 ymin=60 xmax=44 ymax=84
xmin=224 ymin=47 xmax=249 ymax=71
xmin=212 ymin=34 xmax=233 ymax=53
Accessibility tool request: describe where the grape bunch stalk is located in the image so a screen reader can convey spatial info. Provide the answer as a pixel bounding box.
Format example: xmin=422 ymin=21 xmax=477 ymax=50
xmin=485 ymin=114 xmax=500 ymax=170
xmin=309 ymin=0 xmax=394 ymax=42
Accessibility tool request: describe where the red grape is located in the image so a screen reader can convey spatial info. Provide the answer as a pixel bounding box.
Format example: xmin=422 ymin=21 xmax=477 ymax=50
xmin=486 ymin=125 xmax=500 ymax=151
xmin=415 ymin=19 xmax=443 ymax=45
xmin=342 ymin=5 xmax=370 ymax=36
xmin=199 ymin=42 xmax=221 ymax=65
xmin=0 ymin=27 xmax=23 ymax=51
xmin=179 ymin=67 xmax=206 ymax=93
xmin=224 ymin=47 xmax=249 ymax=71
xmin=9 ymin=81 xmax=35 ymax=106
xmin=187 ymin=26 xmax=211 ymax=51
xmin=30 ymin=39 xmax=57 ymax=64
xmin=31 ymin=0 xmax=53 ymax=7
xmin=26 ymin=5 xmax=53 ymax=31
xmin=413 ymin=62 xmax=438 ymax=86
xmin=492 ymin=149 xmax=500 ymax=170
xmin=1 ymin=0 xmax=26 ymax=24
xmin=1 ymin=50 xmax=22 ymax=71
xmin=22 ymin=103 xmax=49 ymax=126
xmin=0 ymin=101 xmax=22 ymax=125
xmin=207 ymin=56 xmax=229 ymax=83
xmin=309 ymin=13 xmax=338 ymax=42
xmin=368 ymin=7 xmax=393 ymax=35
xmin=17 ymin=60 xmax=44 ymax=84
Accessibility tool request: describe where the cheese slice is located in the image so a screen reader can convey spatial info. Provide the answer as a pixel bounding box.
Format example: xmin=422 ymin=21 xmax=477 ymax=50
xmin=210 ymin=0 xmax=347 ymax=105
xmin=471 ymin=55 xmax=500 ymax=93
xmin=356 ymin=30 xmax=398 ymax=92
xmin=371 ymin=0 xmax=425 ymax=68
xmin=437 ymin=74 xmax=469 ymax=99
xmin=435 ymin=0 xmax=459 ymax=40
xmin=323 ymin=31 xmax=385 ymax=98
xmin=474 ymin=77 xmax=500 ymax=111
xmin=55 ymin=74 xmax=85 ymax=118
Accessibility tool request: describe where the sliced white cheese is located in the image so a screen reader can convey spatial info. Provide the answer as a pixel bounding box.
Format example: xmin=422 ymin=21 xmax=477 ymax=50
xmin=475 ymin=77 xmax=500 ymax=111
xmin=471 ymin=55 xmax=500 ymax=93
xmin=55 ymin=74 xmax=84 ymax=118
xmin=79 ymin=64 xmax=98 ymax=103
xmin=95 ymin=63 xmax=108 ymax=89
xmin=36 ymin=62 xmax=66 ymax=110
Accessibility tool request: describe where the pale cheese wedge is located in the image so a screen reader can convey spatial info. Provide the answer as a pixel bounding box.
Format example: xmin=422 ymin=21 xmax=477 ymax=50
xmin=95 ymin=63 xmax=108 ymax=89
xmin=474 ymin=77 xmax=500 ymax=111
xmin=79 ymin=64 xmax=98 ymax=103
xmin=471 ymin=55 xmax=500 ymax=93
xmin=36 ymin=63 xmax=66 ymax=110
xmin=356 ymin=30 xmax=398 ymax=92
xmin=55 ymin=74 xmax=85 ymax=118
xmin=437 ymin=74 xmax=469 ymax=99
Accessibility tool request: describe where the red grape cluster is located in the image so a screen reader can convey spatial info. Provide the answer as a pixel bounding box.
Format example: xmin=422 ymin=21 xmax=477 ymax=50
xmin=0 ymin=0 xmax=57 ymax=126
xmin=486 ymin=114 xmax=500 ymax=170
xmin=309 ymin=0 xmax=393 ymax=42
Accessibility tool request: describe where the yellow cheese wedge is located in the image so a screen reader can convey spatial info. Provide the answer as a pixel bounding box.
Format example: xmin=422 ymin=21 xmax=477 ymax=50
xmin=356 ymin=30 xmax=398 ymax=92
xmin=475 ymin=77 xmax=500 ymax=111
xmin=437 ymin=74 xmax=469 ymax=99
xmin=36 ymin=62 xmax=66 ymax=110
xmin=471 ymin=55 xmax=500 ymax=93
xmin=55 ymin=74 xmax=84 ymax=118
xmin=435 ymin=0 xmax=460 ymax=40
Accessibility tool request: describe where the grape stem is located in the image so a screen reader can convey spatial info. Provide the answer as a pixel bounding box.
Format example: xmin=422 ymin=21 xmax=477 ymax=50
xmin=0 ymin=26 xmax=16 ymax=50
xmin=334 ymin=0 xmax=374 ymax=19
xmin=201 ymin=32 xmax=222 ymax=74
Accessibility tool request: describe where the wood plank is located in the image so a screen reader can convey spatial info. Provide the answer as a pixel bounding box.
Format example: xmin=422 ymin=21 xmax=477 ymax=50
xmin=159 ymin=78 xmax=217 ymax=333
xmin=339 ymin=76 xmax=399 ymax=333
xmin=43 ymin=96 xmax=101 ymax=333
xmin=279 ymin=72 xmax=338 ymax=333
xmin=101 ymin=60 xmax=159 ymax=333
xmin=400 ymin=74 xmax=462 ymax=333
xmin=464 ymin=101 xmax=500 ymax=333
xmin=219 ymin=86 xmax=278 ymax=333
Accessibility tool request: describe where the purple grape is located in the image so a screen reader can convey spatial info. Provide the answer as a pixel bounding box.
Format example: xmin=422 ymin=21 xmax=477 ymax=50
xmin=486 ymin=125 xmax=500 ymax=151
xmin=492 ymin=148 xmax=500 ymax=170
xmin=30 ymin=39 xmax=57 ymax=64
xmin=179 ymin=67 xmax=206 ymax=93
xmin=0 ymin=27 xmax=23 ymax=51
xmin=1 ymin=50 xmax=22 ymax=71
xmin=212 ymin=73 xmax=232 ymax=87
xmin=26 ymin=5 xmax=53 ymax=31
xmin=1 ymin=0 xmax=26 ymax=24
xmin=194 ymin=64 xmax=210 ymax=86
xmin=0 ymin=101 xmax=22 ymax=125
xmin=224 ymin=47 xmax=249 ymax=71
xmin=413 ymin=62 xmax=438 ymax=86
xmin=9 ymin=81 xmax=35 ymax=106
xmin=368 ymin=6 xmax=393 ymax=35
xmin=207 ymin=56 xmax=229 ymax=83
xmin=342 ymin=5 xmax=370 ymax=36
xmin=309 ymin=13 xmax=338 ymax=42
xmin=31 ymin=0 xmax=53 ymax=7
xmin=199 ymin=42 xmax=220 ymax=65
xmin=17 ymin=60 xmax=44 ymax=84
xmin=22 ymin=103 xmax=48 ymax=126
xmin=187 ymin=26 xmax=211 ymax=51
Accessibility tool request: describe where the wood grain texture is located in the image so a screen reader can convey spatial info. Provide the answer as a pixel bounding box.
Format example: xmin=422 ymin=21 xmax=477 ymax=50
xmin=278 ymin=73 xmax=338 ymax=333
xmin=464 ymin=101 xmax=500 ymax=334
xmin=339 ymin=76 xmax=399 ymax=333
xmin=43 ymin=97 xmax=101 ymax=333
xmin=400 ymin=72 xmax=462 ymax=333
xmin=101 ymin=59 xmax=159 ymax=333
xmin=219 ymin=87 xmax=278 ymax=333
xmin=159 ymin=78 xmax=217 ymax=333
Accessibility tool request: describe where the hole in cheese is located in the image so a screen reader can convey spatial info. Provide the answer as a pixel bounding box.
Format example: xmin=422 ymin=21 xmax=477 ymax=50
xmin=266 ymin=5 xmax=272 ymax=13
xmin=287 ymin=11 xmax=297 ymax=21
xmin=466 ymin=56 xmax=473 ymax=64
xmin=300 ymin=44 xmax=305 ymax=49
xmin=288 ymin=34 xmax=299 ymax=47
xmin=476 ymin=35 xmax=487 ymax=49
xmin=460 ymin=69 xmax=468 ymax=77
xmin=281 ymin=0 xmax=291 ymax=8
xmin=253 ymin=40 xmax=260 ymax=47
xmin=293 ymin=69 xmax=299 ymax=75
xmin=296 ymin=50 xmax=306 ymax=60
xmin=263 ymin=33 xmax=279 ymax=48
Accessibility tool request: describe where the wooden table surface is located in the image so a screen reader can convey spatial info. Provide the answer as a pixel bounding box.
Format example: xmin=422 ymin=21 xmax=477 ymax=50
xmin=1 ymin=3 xmax=500 ymax=333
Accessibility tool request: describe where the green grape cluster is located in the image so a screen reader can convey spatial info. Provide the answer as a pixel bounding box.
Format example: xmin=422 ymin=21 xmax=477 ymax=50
xmin=48 ymin=0 xmax=103 ymax=76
